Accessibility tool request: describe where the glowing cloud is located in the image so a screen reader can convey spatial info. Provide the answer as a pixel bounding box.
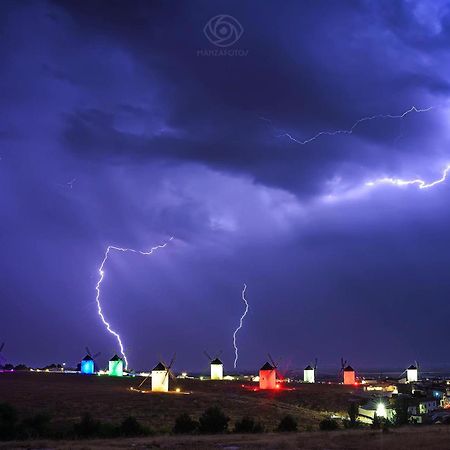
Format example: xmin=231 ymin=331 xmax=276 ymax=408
xmin=95 ymin=237 xmax=173 ymax=369
xmin=233 ymin=283 xmax=249 ymax=368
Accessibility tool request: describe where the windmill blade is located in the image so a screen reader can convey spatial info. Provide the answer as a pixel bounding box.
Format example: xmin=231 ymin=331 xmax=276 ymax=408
xmin=215 ymin=350 xmax=223 ymax=359
xmin=168 ymin=353 xmax=176 ymax=370
xmin=203 ymin=351 xmax=212 ymax=361
xmin=314 ymin=358 xmax=318 ymax=370
xmin=415 ymin=360 xmax=419 ymax=371
xmin=137 ymin=375 xmax=150 ymax=389
xmin=169 ymin=369 xmax=176 ymax=380
xmin=0 ymin=343 xmax=5 ymax=353
xmin=85 ymin=346 xmax=91 ymax=356
xmin=268 ymin=353 xmax=277 ymax=368
xmin=93 ymin=352 xmax=101 ymax=359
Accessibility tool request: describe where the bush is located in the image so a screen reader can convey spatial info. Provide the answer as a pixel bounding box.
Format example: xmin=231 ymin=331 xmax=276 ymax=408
xmin=234 ymin=416 xmax=264 ymax=433
xmin=120 ymin=416 xmax=146 ymax=436
xmin=74 ymin=413 xmax=101 ymax=437
xmin=0 ymin=403 xmax=18 ymax=439
xmin=319 ymin=418 xmax=339 ymax=431
xmin=198 ymin=407 xmax=229 ymax=434
xmin=20 ymin=413 xmax=51 ymax=438
xmin=173 ymin=413 xmax=198 ymax=434
xmin=277 ymin=415 xmax=297 ymax=432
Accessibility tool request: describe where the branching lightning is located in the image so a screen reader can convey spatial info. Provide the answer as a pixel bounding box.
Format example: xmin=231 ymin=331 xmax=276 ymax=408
xmin=366 ymin=164 xmax=450 ymax=190
xmin=233 ymin=283 xmax=248 ymax=369
xmin=95 ymin=237 xmax=173 ymax=369
xmin=280 ymin=106 xmax=433 ymax=145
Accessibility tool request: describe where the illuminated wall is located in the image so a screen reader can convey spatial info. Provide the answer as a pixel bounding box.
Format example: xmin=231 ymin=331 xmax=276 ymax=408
xmin=259 ymin=369 xmax=276 ymax=389
xmin=108 ymin=357 xmax=123 ymax=377
xmin=211 ymin=363 xmax=223 ymax=380
xmin=406 ymin=367 xmax=418 ymax=383
xmin=343 ymin=369 xmax=355 ymax=385
xmin=81 ymin=359 xmax=94 ymax=375
xmin=303 ymin=367 xmax=315 ymax=383
xmin=151 ymin=370 xmax=169 ymax=392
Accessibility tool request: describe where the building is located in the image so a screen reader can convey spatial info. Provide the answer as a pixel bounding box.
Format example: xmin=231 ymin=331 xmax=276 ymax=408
xmin=343 ymin=365 xmax=356 ymax=385
xmin=108 ymin=354 xmax=123 ymax=377
xmin=358 ymin=399 xmax=395 ymax=424
xmin=303 ymin=365 xmax=315 ymax=383
xmin=80 ymin=354 xmax=94 ymax=375
xmin=406 ymin=365 xmax=418 ymax=383
xmin=210 ymin=358 xmax=223 ymax=380
xmin=259 ymin=362 xmax=276 ymax=389
xmin=408 ymin=397 xmax=438 ymax=416
xmin=151 ymin=362 xmax=169 ymax=392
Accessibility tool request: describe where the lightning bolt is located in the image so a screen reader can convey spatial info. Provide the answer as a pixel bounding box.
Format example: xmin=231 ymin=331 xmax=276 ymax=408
xmin=366 ymin=164 xmax=450 ymax=190
xmin=279 ymin=106 xmax=433 ymax=145
xmin=95 ymin=237 xmax=173 ymax=369
xmin=233 ymin=283 xmax=248 ymax=369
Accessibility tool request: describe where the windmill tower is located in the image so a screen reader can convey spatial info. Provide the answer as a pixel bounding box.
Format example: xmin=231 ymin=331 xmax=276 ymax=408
xmin=151 ymin=355 xmax=175 ymax=392
xmin=0 ymin=343 xmax=7 ymax=369
xmin=340 ymin=358 xmax=356 ymax=385
xmin=204 ymin=351 xmax=224 ymax=380
xmin=259 ymin=354 xmax=278 ymax=390
xmin=81 ymin=347 xmax=101 ymax=375
xmin=108 ymin=354 xmax=124 ymax=377
xmin=406 ymin=362 xmax=419 ymax=383
xmin=304 ymin=358 xmax=317 ymax=383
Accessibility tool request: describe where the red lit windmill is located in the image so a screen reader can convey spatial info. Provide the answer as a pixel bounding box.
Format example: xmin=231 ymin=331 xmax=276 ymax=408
xmin=259 ymin=354 xmax=282 ymax=390
xmin=340 ymin=357 xmax=356 ymax=385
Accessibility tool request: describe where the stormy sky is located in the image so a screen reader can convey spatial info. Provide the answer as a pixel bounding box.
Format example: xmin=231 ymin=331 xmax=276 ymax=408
xmin=2 ymin=0 xmax=450 ymax=373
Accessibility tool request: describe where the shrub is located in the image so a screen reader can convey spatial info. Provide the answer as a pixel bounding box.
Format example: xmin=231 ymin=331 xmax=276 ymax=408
xmin=234 ymin=416 xmax=264 ymax=433
xmin=0 ymin=403 xmax=18 ymax=439
xmin=173 ymin=413 xmax=198 ymax=434
xmin=319 ymin=418 xmax=339 ymax=431
xmin=74 ymin=413 xmax=101 ymax=437
xmin=120 ymin=416 xmax=146 ymax=436
xmin=198 ymin=407 xmax=229 ymax=434
xmin=277 ymin=415 xmax=297 ymax=432
xmin=20 ymin=413 xmax=51 ymax=438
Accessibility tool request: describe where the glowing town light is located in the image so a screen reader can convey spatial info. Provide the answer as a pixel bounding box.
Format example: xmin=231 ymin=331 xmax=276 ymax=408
xmin=233 ymin=283 xmax=249 ymax=368
xmin=95 ymin=237 xmax=173 ymax=369
xmin=280 ymin=106 xmax=433 ymax=145
xmin=366 ymin=165 xmax=450 ymax=190
xmin=108 ymin=354 xmax=123 ymax=377
xmin=376 ymin=402 xmax=387 ymax=418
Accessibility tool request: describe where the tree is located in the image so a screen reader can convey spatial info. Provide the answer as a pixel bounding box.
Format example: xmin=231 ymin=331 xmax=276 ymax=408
xmin=74 ymin=413 xmax=101 ymax=437
xmin=198 ymin=407 xmax=229 ymax=434
xmin=277 ymin=415 xmax=297 ymax=432
xmin=173 ymin=413 xmax=198 ymax=434
xmin=348 ymin=402 xmax=359 ymax=427
xmin=393 ymin=396 xmax=409 ymax=426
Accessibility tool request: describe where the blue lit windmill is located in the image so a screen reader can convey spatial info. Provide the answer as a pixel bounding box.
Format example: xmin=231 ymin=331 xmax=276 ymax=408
xmin=80 ymin=347 xmax=101 ymax=374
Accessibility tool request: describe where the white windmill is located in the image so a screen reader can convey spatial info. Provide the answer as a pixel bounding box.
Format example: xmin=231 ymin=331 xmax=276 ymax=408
xmin=304 ymin=358 xmax=317 ymax=383
xmin=204 ymin=351 xmax=224 ymax=380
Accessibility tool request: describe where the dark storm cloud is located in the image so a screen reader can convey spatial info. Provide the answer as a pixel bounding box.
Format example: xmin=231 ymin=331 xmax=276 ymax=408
xmin=2 ymin=0 xmax=450 ymax=371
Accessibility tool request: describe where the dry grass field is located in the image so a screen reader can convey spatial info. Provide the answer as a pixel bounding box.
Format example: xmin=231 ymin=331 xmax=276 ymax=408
xmin=0 ymin=372 xmax=365 ymax=432
xmin=1 ymin=372 xmax=449 ymax=449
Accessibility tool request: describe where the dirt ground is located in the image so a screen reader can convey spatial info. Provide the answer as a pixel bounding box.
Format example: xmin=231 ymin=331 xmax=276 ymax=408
xmin=1 ymin=426 xmax=450 ymax=449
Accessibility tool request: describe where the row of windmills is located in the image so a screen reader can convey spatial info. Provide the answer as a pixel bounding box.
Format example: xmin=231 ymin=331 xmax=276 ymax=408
xmin=79 ymin=351 xmax=420 ymax=390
